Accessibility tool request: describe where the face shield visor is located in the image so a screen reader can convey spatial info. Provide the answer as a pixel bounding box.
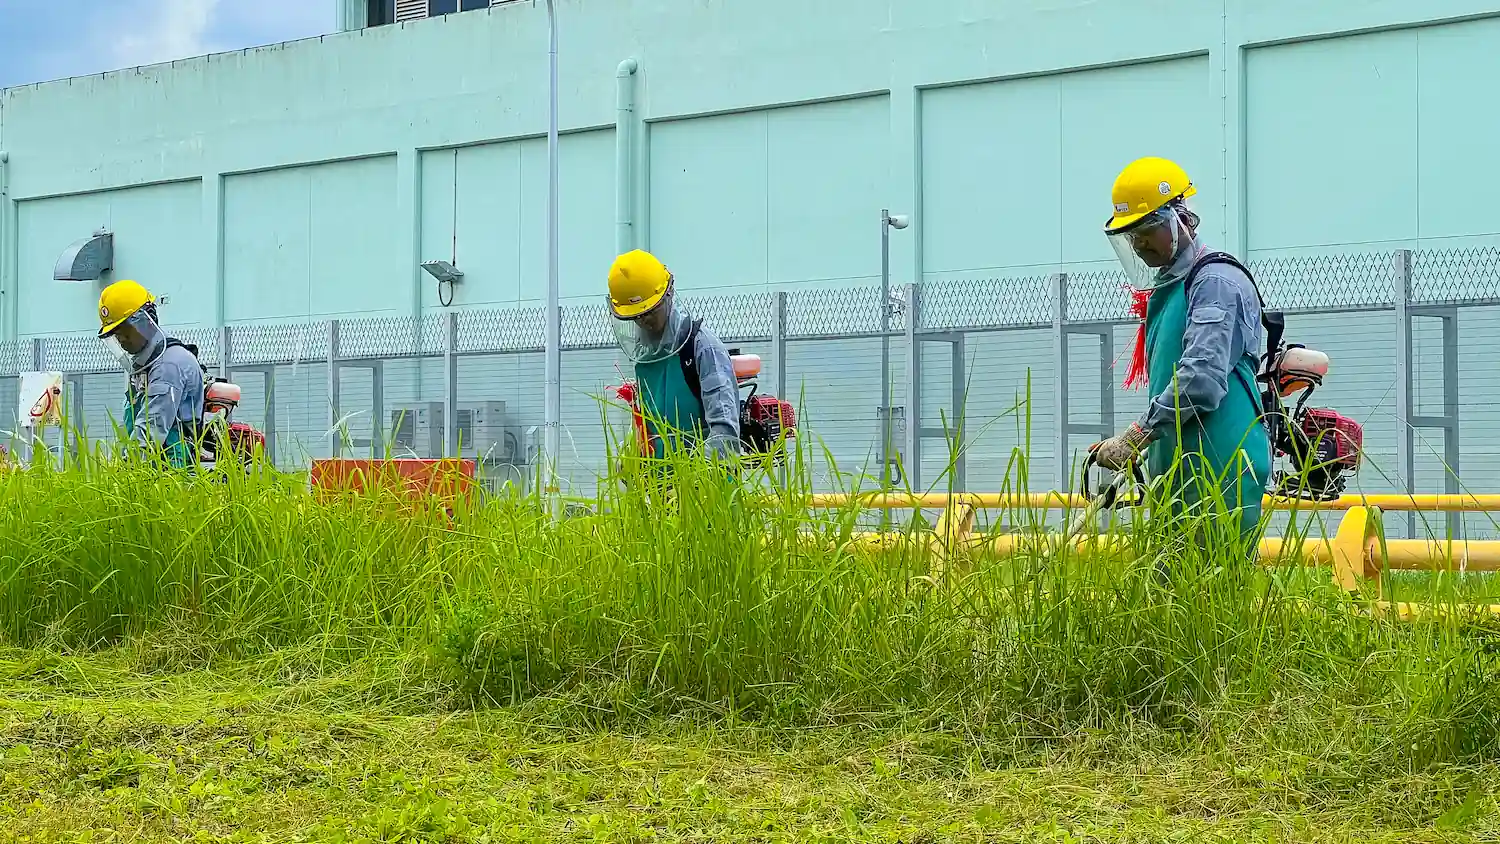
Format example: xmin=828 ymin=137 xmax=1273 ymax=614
xmin=101 ymin=309 xmax=164 ymax=368
xmin=1106 ymin=199 xmax=1199 ymax=291
xmin=609 ymin=292 xmax=693 ymax=364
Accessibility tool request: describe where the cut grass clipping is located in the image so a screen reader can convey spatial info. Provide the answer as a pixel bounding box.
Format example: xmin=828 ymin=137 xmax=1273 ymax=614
xmin=1 ymin=407 xmax=1499 ymax=840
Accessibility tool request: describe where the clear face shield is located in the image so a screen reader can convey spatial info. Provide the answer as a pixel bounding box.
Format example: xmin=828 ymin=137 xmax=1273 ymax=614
xmin=101 ymin=309 xmax=164 ymax=369
xmin=1107 ymin=199 xmax=1199 ymax=291
xmin=609 ymin=293 xmax=693 ymax=364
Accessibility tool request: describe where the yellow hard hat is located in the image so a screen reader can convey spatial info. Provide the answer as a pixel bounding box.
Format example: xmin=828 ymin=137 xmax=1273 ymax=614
xmin=98 ymin=280 xmax=155 ymax=337
xmin=607 ymin=250 xmax=672 ymax=319
xmin=1104 ymin=157 xmax=1197 ymax=233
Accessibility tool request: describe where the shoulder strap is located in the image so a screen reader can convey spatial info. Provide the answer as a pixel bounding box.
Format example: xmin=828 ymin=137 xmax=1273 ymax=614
xmin=677 ymin=319 xmax=704 ymax=406
xmin=164 ymin=337 xmax=211 ymax=379
xmin=164 ymin=337 xmax=202 ymax=357
xmin=1185 ymin=252 xmax=1259 ymax=305
xmin=1185 ymin=251 xmax=1285 ymax=364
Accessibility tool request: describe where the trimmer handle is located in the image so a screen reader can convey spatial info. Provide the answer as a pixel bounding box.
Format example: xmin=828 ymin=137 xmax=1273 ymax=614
xmin=1078 ymin=451 xmax=1147 ymax=510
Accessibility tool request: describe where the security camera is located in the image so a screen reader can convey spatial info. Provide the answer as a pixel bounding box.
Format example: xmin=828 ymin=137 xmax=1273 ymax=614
xmin=884 ymin=212 xmax=910 ymax=230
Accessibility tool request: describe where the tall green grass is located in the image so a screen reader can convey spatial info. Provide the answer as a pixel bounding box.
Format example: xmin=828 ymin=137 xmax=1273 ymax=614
xmin=0 ymin=424 xmax=1497 ymax=777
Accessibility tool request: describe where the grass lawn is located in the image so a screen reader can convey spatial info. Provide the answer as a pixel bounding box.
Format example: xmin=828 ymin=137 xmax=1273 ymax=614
xmin=1 ymin=650 xmax=1496 ymax=844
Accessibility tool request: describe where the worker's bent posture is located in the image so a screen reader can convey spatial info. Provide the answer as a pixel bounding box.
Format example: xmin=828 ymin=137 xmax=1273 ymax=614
xmin=608 ymin=250 xmax=740 ymax=461
xmin=98 ymin=280 xmax=205 ymax=468
xmin=1089 ymin=157 xmax=1270 ymax=539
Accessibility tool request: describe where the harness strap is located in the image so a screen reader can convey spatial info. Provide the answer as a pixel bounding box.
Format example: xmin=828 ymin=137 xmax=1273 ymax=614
xmin=676 ymin=319 xmax=704 ymax=408
xmin=1184 ymin=252 xmax=1282 ymax=413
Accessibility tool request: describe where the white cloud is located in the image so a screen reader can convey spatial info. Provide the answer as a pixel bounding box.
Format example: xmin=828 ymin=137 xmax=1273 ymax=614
xmin=108 ymin=0 xmax=222 ymax=70
xmin=0 ymin=0 xmax=334 ymax=87
xmin=211 ymin=0 xmax=335 ymax=44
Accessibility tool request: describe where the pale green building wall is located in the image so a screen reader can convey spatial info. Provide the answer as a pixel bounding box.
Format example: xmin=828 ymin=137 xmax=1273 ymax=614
xmin=1 ymin=0 xmax=1499 ymax=505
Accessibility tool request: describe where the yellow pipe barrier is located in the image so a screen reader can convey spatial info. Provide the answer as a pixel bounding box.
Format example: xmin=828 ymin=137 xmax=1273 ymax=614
xmin=818 ymin=521 xmax=1500 ymax=617
xmin=1370 ymin=601 xmax=1500 ymax=621
xmin=1377 ymin=539 xmax=1500 ymax=572
xmin=838 ymin=512 xmax=1500 ymax=585
xmin=809 ymin=491 xmax=1500 ymax=513
xmin=796 ymin=484 xmax=1500 ymax=614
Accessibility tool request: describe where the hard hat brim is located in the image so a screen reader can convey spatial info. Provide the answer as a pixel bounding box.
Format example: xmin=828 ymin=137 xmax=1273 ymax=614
xmin=609 ymin=289 xmax=667 ymax=320
xmin=1104 ymin=183 xmax=1198 ymax=234
xmin=98 ymin=314 xmax=132 ymax=338
xmin=1104 ymin=210 xmax=1150 ymax=235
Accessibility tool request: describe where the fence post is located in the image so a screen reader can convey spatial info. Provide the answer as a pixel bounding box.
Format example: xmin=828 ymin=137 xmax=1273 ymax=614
xmin=951 ymin=332 xmax=966 ymax=492
xmin=771 ymin=291 xmax=787 ymax=403
xmin=24 ymin=338 xmax=43 ymax=467
xmin=1051 ymin=273 xmax=1069 ymax=493
xmin=903 ymin=282 xmax=921 ymax=490
xmin=1097 ymin=325 xmax=1115 ymax=445
xmin=327 ymin=320 xmax=341 ymax=459
xmin=217 ymin=325 xmax=230 ymax=380
xmin=1393 ymin=249 xmax=1413 ymax=537
xmin=1441 ymin=309 xmax=1461 ymax=540
xmin=443 ymin=310 xmax=457 ymax=458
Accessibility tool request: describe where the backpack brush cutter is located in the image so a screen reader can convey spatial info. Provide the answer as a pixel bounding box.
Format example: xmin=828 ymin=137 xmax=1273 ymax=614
xmin=610 ymin=347 xmax=797 ymax=464
xmin=168 ymin=339 xmax=267 ymax=468
xmin=1257 ymin=345 xmax=1363 ymax=502
xmin=1181 ymin=253 xmax=1363 ymax=503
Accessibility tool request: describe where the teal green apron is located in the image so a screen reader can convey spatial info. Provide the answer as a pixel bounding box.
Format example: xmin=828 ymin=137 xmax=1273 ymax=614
xmin=634 ymin=356 xmax=707 ymax=460
xmin=124 ymin=384 xmax=194 ymax=469
xmin=1144 ymin=280 xmax=1270 ymax=539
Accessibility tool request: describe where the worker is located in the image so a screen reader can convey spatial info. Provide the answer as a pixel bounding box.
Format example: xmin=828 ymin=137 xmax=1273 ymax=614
xmin=97 ymin=280 xmax=205 ymax=468
xmin=1089 ymin=157 xmax=1271 ymax=541
xmin=607 ymin=250 xmax=741 ymax=463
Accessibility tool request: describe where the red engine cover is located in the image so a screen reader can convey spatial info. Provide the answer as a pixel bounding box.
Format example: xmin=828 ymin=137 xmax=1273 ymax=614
xmin=228 ymin=421 xmax=266 ymax=456
xmin=1300 ymin=408 xmax=1362 ymax=470
xmin=746 ymin=395 xmax=796 ymax=430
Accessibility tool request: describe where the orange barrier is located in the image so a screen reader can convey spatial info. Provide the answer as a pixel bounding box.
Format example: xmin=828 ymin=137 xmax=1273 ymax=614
xmin=309 ymin=458 xmax=477 ymax=516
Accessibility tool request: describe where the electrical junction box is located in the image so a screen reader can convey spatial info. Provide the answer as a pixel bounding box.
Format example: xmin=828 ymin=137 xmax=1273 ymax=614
xmin=389 ymin=400 xmax=523 ymax=464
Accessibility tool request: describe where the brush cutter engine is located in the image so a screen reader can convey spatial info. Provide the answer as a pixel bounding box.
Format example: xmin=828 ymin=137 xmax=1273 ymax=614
xmin=192 ymin=365 xmax=266 ymax=467
xmin=731 ymin=351 xmax=796 ymax=464
xmin=1259 ymin=344 xmax=1363 ymax=502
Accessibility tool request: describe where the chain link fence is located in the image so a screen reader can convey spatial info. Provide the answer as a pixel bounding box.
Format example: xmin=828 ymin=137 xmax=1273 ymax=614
xmin=6 ymin=244 xmax=1500 ymax=537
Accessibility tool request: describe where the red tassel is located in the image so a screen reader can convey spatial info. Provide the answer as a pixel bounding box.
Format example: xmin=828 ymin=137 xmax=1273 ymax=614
xmin=1122 ymin=287 xmax=1151 ymax=390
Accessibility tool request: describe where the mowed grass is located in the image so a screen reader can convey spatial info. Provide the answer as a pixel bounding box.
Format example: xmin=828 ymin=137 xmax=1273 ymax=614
xmin=1 ymin=432 xmax=1499 ymax=840
xmin=2 ymin=648 xmax=1497 ymax=843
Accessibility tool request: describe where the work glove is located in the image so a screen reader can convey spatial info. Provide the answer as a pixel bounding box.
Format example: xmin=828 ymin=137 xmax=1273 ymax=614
xmin=1089 ymin=422 xmax=1151 ymax=471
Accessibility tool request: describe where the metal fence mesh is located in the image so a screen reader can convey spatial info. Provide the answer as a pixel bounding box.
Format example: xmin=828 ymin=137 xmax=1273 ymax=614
xmin=3 ymin=246 xmax=1492 ymax=534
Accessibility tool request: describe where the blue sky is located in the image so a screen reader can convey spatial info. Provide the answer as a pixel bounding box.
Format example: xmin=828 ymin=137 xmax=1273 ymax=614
xmin=0 ymin=0 xmax=336 ymax=89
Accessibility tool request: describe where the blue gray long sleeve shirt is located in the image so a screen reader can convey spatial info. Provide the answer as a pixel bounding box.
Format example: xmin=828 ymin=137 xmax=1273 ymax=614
xmin=1136 ymin=238 xmax=1264 ymax=439
xmin=688 ymin=322 xmax=743 ymax=458
xmin=129 ymin=342 xmax=205 ymax=448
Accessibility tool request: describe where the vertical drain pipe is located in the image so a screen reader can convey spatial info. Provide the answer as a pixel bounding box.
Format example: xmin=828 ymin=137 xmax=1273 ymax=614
xmin=615 ymin=58 xmax=639 ymax=255
xmin=0 ymin=151 xmax=11 ymax=342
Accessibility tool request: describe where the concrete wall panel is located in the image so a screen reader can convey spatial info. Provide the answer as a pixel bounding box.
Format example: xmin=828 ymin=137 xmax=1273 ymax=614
xmin=223 ymin=156 xmax=398 ymax=323
xmin=16 ymin=180 xmax=203 ymax=336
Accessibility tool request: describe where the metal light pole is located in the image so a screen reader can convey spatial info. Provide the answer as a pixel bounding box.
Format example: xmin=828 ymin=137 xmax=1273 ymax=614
xmin=879 ymin=209 xmax=909 ymax=494
xmin=543 ymin=0 xmax=562 ymax=519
